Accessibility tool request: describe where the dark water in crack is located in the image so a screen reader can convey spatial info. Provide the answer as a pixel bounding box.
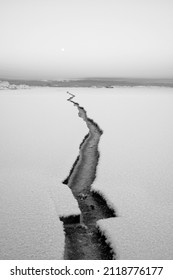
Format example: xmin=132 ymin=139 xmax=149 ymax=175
xmin=63 ymin=92 xmax=116 ymax=260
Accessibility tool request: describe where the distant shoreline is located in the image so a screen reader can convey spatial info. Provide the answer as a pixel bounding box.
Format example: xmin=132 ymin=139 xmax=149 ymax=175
xmin=1 ymin=78 xmax=173 ymax=88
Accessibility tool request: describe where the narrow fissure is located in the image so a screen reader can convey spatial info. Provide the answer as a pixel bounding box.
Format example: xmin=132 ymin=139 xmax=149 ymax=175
xmin=63 ymin=91 xmax=116 ymax=260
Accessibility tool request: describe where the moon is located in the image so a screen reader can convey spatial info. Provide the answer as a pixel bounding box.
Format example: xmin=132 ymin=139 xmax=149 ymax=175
xmin=61 ymin=48 xmax=65 ymax=52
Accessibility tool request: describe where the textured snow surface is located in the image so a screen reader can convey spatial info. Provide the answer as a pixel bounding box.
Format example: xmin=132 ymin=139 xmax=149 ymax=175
xmin=51 ymin=183 xmax=81 ymax=218
xmin=0 ymin=88 xmax=83 ymax=259
xmin=74 ymin=87 xmax=173 ymax=259
xmin=0 ymin=170 xmax=65 ymax=260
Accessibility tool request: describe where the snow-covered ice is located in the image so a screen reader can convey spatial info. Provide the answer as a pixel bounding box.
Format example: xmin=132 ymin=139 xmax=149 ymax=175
xmin=0 ymin=169 xmax=65 ymax=259
xmin=0 ymin=88 xmax=85 ymax=259
xmin=1 ymin=86 xmax=173 ymax=260
xmin=73 ymin=87 xmax=173 ymax=259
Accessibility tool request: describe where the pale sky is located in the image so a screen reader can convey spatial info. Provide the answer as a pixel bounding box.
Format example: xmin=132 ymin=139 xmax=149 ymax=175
xmin=0 ymin=0 xmax=173 ymax=79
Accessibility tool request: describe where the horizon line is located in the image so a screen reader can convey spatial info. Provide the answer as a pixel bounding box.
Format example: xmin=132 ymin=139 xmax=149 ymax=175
xmin=1 ymin=76 xmax=173 ymax=82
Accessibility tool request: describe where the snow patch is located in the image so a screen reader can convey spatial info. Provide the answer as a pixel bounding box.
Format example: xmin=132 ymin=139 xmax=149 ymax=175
xmin=97 ymin=215 xmax=173 ymax=260
xmin=50 ymin=183 xmax=81 ymax=218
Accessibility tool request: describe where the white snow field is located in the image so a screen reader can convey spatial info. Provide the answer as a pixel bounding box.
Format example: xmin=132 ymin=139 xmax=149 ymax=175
xmin=74 ymin=87 xmax=173 ymax=259
xmin=0 ymin=88 xmax=86 ymax=259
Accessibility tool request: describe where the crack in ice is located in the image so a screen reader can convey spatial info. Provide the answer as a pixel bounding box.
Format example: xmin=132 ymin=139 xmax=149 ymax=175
xmin=62 ymin=91 xmax=116 ymax=260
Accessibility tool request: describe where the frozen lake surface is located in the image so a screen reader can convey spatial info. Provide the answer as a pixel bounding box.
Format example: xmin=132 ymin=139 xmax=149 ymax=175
xmin=0 ymin=88 xmax=84 ymax=259
xmin=0 ymin=86 xmax=173 ymax=259
xmin=74 ymin=87 xmax=173 ymax=259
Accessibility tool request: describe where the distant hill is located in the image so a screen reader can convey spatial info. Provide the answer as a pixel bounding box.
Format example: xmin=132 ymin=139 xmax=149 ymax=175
xmin=1 ymin=78 xmax=173 ymax=88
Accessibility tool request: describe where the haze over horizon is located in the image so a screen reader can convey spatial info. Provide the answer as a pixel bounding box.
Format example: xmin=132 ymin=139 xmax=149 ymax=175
xmin=0 ymin=0 xmax=173 ymax=80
